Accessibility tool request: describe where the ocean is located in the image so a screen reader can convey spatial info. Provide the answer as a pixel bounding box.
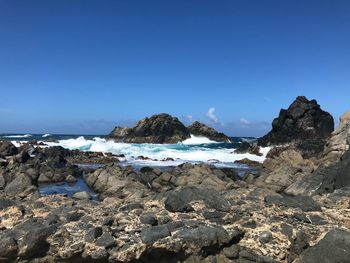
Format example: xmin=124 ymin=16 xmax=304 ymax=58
xmin=0 ymin=133 xmax=269 ymax=168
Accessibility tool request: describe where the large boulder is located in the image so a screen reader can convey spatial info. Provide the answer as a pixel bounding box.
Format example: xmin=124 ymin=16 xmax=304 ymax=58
xmin=255 ymin=149 xmax=315 ymax=192
xmin=321 ymin=111 xmax=350 ymax=165
xmin=85 ymin=163 xmax=149 ymax=200
xmin=286 ymin=148 xmax=350 ymax=196
xmin=4 ymin=173 xmax=38 ymax=197
xmin=234 ymin=141 xmax=262 ymax=156
xmin=108 ymin=113 xmax=190 ymax=144
xmin=164 ymin=186 xmax=229 ymax=212
xmin=258 ymin=96 xmax=334 ymax=156
xmin=0 ymin=141 xmax=18 ymax=157
xmin=299 ymin=230 xmax=350 ymax=263
xmin=187 ymin=121 xmax=231 ymax=142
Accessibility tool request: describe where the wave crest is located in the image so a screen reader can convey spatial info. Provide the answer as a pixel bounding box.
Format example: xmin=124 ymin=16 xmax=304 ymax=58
xmin=4 ymin=134 xmax=32 ymax=138
xmin=45 ymin=136 xmax=269 ymax=167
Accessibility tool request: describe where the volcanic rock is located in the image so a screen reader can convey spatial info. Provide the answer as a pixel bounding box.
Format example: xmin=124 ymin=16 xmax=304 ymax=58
xmin=187 ymin=121 xmax=231 ymax=142
xmin=258 ymin=96 xmax=334 ymax=157
xmin=108 ymin=113 xmax=231 ymax=144
xmin=0 ymin=141 xmax=18 ymax=157
xmin=108 ymin=113 xmax=190 ymax=143
xmin=299 ymin=230 xmax=350 ymax=263
xmin=235 ymin=141 xmax=262 ymax=156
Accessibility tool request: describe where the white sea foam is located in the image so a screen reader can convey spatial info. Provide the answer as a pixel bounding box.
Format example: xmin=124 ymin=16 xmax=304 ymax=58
xmin=42 ymin=134 xmax=51 ymax=138
xmin=45 ymin=136 xmax=270 ymax=167
xmin=182 ymin=134 xmax=218 ymax=145
xmin=4 ymin=134 xmax=32 ymax=138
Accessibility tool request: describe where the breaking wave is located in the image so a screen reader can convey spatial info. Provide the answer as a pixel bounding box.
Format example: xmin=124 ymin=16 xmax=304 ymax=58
xmin=3 ymin=134 xmax=32 ymax=138
xmin=45 ymin=135 xmax=270 ymax=168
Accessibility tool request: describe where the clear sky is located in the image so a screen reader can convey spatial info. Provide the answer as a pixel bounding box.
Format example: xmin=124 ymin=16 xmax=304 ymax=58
xmin=0 ymin=0 xmax=349 ymax=136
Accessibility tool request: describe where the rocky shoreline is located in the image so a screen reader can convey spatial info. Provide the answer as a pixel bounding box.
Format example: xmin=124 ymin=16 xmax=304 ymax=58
xmin=1 ymin=96 xmax=350 ymax=263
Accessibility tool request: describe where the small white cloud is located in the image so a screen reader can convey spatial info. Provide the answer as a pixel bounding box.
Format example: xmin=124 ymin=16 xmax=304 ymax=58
xmin=187 ymin=115 xmax=193 ymax=122
xmin=240 ymin=118 xmax=250 ymax=125
xmin=206 ymin=107 xmax=218 ymax=123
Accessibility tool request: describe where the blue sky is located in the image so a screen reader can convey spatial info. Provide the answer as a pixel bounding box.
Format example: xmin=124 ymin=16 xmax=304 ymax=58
xmin=0 ymin=0 xmax=349 ymax=136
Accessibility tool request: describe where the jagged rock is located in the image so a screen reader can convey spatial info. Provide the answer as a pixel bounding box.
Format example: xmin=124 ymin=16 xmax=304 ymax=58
xmin=161 ymin=163 xmax=235 ymax=192
xmin=0 ymin=141 xmax=18 ymax=157
xmin=0 ymin=197 xmax=16 ymax=210
xmin=264 ymin=195 xmax=321 ymax=212
xmin=234 ymin=141 xmax=262 ymax=156
xmin=286 ymin=148 xmax=350 ymax=196
xmin=322 ymin=111 xmax=350 ymax=165
xmin=85 ymin=227 xmax=103 ymax=242
xmin=4 ymin=173 xmax=37 ymax=197
xmin=140 ymin=225 xmax=171 ymax=244
xmin=164 ymin=186 xmax=229 ymax=212
xmin=223 ymin=244 xmax=240 ymax=259
xmin=288 ymin=231 xmax=309 ymax=262
xmin=85 ymin=163 xmax=149 ymax=199
xmin=95 ymin=233 xmax=116 ymax=248
xmin=108 ymin=113 xmax=190 ymax=143
xmin=0 ymin=235 xmax=18 ymax=261
xmin=172 ymin=225 xmax=232 ymax=251
xmin=11 ymin=151 xmax=31 ymax=164
xmin=19 ymin=225 xmax=56 ymax=259
xmin=187 ymin=121 xmax=231 ymax=142
xmin=258 ymin=96 xmax=334 ymax=157
xmin=108 ymin=113 xmax=231 ymax=144
xmin=239 ymin=249 xmax=276 ymax=263
xmin=299 ymin=230 xmax=350 ymax=263
xmin=255 ymin=149 xmax=315 ymax=192
xmin=140 ymin=213 xmax=158 ymax=226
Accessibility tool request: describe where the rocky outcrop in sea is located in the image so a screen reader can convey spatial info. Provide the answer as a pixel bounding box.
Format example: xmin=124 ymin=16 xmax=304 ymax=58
xmin=108 ymin=113 xmax=231 ymax=143
xmin=188 ymin=121 xmax=231 ymax=143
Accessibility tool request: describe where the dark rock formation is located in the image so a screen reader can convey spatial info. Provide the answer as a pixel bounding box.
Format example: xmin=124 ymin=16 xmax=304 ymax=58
xmin=0 ymin=146 xmax=82 ymax=199
xmin=164 ymin=186 xmax=229 ymax=212
xmin=187 ymin=121 xmax=231 ymax=142
xmin=108 ymin=113 xmax=231 ymax=144
xmin=108 ymin=113 xmax=190 ymax=144
xmin=258 ymin=96 xmax=334 ymax=156
xmin=0 ymin=141 xmax=18 ymax=157
xmin=234 ymin=141 xmax=262 ymax=156
xmin=299 ymin=230 xmax=350 ymax=263
xmin=264 ymin=195 xmax=321 ymax=212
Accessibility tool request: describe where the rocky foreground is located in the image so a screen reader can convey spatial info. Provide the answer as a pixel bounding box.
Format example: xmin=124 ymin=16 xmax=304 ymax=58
xmin=1 ymin=96 xmax=350 ymax=263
